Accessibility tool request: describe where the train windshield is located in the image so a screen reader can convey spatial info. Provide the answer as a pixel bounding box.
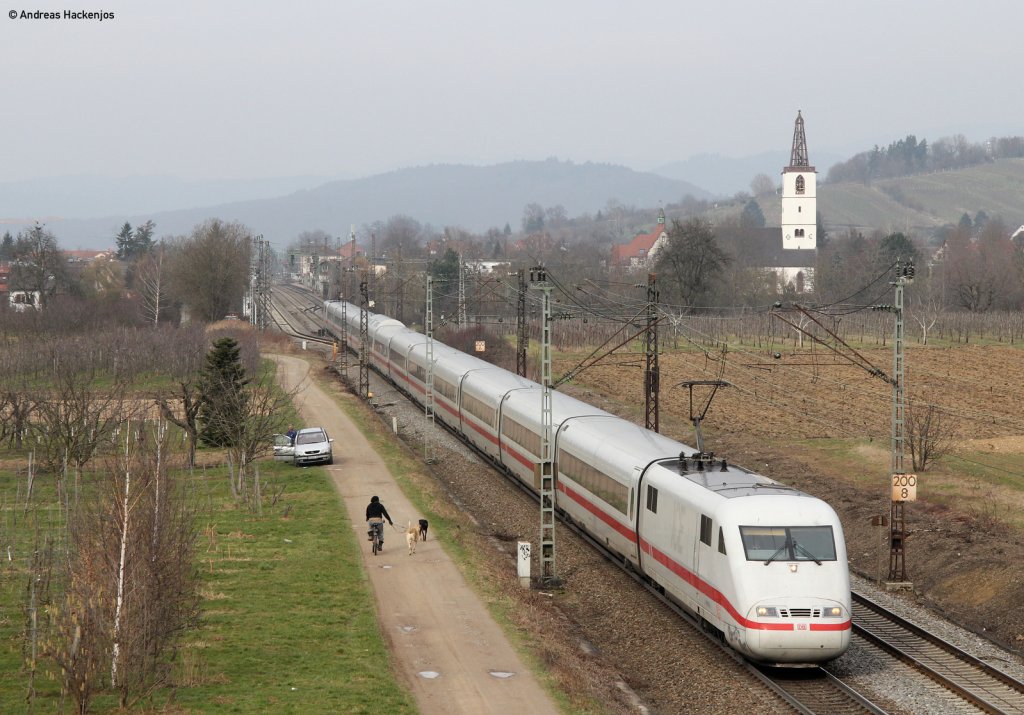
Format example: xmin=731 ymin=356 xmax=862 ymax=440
xmin=739 ymin=526 xmax=837 ymax=564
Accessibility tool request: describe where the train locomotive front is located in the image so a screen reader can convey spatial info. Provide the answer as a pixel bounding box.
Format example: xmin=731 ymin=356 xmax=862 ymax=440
xmin=637 ymin=459 xmax=851 ymax=665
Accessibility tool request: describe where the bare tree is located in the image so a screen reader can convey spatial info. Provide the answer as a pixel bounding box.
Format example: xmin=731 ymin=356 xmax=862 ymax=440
xmin=43 ymin=424 xmax=199 ymax=712
xmin=168 ymin=219 xmax=252 ymax=322
xmin=34 ymin=346 xmax=134 ymax=494
xmin=0 ymin=343 xmax=43 ymax=449
xmin=906 ymin=396 xmax=958 ymax=471
xmin=750 ymin=173 xmax=777 ymax=196
xmin=9 ymin=223 xmax=69 ymax=308
xmin=136 ymin=244 xmax=169 ymax=326
xmin=154 ymin=326 xmax=208 ymax=468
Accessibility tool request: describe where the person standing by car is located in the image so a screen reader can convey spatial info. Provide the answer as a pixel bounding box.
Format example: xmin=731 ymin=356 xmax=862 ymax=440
xmin=286 ymin=425 xmax=297 ymax=445
xmin=365 ymin=495 xmax=393 ymax=545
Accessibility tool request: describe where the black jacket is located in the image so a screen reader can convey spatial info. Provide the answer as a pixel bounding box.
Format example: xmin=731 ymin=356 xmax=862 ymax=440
xmin=366 ymin=502 xmax=392 ymax=523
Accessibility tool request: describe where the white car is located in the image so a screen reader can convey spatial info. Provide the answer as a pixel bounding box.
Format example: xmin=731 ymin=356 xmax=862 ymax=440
xmin=293 ymin=427 xmax=334 ymax=466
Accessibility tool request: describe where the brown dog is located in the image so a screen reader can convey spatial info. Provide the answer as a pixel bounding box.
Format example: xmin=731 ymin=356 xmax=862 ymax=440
xmin=405 ymin=521 xmax=418 ymax=555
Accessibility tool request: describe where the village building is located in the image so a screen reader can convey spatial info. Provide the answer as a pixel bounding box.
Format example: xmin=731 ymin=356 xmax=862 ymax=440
xmin=610 ymin=209 xmax=668 ymax=268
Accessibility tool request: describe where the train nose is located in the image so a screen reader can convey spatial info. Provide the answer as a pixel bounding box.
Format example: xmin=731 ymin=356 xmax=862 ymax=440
xmin=742 ymin=599 xmax=851 ymax=664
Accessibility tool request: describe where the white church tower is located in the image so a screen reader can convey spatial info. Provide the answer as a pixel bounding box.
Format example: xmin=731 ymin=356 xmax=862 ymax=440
xmin=781 ymin=111 xmax=817 ymax=250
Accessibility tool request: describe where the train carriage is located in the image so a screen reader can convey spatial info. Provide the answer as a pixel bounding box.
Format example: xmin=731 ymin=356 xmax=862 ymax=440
xmin=554 ymin=416 xmax=681 ymax=568
xmin=429 ymin=352 xmax=495 ymax=431
xmin=458 ymin=369 xmax=535 ymax=460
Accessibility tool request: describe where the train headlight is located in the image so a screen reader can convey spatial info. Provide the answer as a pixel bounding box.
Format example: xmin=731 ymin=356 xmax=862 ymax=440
xmin=756 ymin=606 xmax=778 ymax=618
xmin=822 ymin=606 xmax=843 ymax=618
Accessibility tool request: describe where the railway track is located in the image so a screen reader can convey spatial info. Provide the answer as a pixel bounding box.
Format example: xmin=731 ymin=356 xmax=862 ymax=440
xmin=269 ymin=282 xmax=333 ymax=345
xmin=841 ymin=591 xmax=1024 ymax=714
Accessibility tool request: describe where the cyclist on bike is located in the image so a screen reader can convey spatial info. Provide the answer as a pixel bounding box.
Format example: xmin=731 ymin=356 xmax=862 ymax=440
xmin=366 ymin=495 xmax=393 ymax=547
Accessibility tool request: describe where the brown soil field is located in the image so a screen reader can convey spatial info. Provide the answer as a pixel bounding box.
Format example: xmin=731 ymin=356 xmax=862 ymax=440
xmin=555 ymin=343 xmax=1024 ymax=651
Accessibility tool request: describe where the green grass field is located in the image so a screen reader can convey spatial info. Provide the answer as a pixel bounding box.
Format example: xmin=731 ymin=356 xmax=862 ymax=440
xmin=0 ymin=459 xmax=416 ymax=714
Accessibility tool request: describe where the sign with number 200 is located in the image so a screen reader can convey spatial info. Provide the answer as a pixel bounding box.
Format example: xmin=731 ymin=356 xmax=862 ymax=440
xmin=891 ymin=473 xmax=918 ymax=502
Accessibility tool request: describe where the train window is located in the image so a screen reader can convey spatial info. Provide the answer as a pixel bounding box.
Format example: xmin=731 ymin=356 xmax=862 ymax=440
xmin=434 ymin=377 xmax=457 ymax=401
xmin=502 ymin=417 xmax=541 ymax=457
xmin=462 ymin=393 xmax=495 ymax=428
xmin=739 ymin=526 xmax=837 ymax=562
xmin=699 ymin=515 xmax=712 ymax=546
xmin=646 ymin=486 xmax=658 ymax=513
xmin=557 ymin=449 xmax=627 ymax=514
xmin=717 ymin=527 xmax=727 ymax=555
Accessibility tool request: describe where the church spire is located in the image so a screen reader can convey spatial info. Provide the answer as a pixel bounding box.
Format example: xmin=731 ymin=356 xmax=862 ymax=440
xmin=789 ymin=110 xmax=809 ymax=168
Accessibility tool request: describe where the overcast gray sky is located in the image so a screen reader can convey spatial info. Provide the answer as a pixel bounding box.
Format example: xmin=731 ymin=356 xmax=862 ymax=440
xmin=3 ymin=0 xmax=1020 ymax=183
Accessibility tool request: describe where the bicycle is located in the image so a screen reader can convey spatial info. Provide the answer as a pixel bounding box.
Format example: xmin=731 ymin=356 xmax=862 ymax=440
xmin=369 ymin=520 xmax=385 ymax=555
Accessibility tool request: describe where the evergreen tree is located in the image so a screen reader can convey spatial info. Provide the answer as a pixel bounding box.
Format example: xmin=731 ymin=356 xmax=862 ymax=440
xmin=198 ymin=337 xmax=249 ymax=447
xmin=0 ymin=231 xmax=13 ymax=260
xmin=134 ymin=220 xmax=156 ymax=254
xmin=115 ymin=222 xmax=134 ymax=259
xmin=879 ymin=232 xmax=920 ymax=269
xmin=740 ymin=199 xmax=766 ymax=228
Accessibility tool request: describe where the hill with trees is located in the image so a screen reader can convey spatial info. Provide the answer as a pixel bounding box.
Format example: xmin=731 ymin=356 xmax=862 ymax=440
xmin=26 ymin=160 xmax=713 ymax=249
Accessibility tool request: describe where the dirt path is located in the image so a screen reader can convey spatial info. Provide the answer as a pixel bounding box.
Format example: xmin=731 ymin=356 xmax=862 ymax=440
xmin=272 ymin=354 xmax=560 ymax=715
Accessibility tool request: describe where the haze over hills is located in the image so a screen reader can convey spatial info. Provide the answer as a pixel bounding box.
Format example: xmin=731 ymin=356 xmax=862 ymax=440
xmin=652 ymin=150 xmax=846 ymax=196
xmin=0 ymin=174 xmax=338 ymax=223
xmin=4 ymin=153 xmax=1023 ymax=251
xmin=4 ymin=160 xmax=713 ymax=249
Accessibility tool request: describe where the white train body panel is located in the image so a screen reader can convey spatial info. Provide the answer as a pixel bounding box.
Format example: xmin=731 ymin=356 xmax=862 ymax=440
xmin=459 ymin=369 xmax=535 ymax=459
xmin=319 ymin=302 xmax=851 ymax=665
xmin=555 ymin=416 xmax=682 ymax=568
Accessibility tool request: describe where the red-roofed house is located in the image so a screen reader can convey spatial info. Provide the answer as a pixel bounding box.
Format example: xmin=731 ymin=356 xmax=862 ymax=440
xmin=611 ymin=209 xmax=668 ymax=268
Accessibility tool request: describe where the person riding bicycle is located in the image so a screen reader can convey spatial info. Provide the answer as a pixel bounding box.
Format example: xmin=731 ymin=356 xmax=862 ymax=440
xmin=365 ymin=495 xmax=393 ymax=546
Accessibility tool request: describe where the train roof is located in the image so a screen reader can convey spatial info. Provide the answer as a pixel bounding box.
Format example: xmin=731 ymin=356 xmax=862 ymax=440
xmin=461 ymin=366 xmax=537 ymax=396
xmin=558 ymin=415 xmax=684 ymax=477
xmin=650 ymin=456 xmax=801 ymax=499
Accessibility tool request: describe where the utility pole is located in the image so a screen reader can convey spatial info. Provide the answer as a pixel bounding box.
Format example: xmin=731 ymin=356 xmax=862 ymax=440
xmin=339 ymin=300 xmax=349 ymax=381
xmin=395 ymin=242 xmax=405 ymax=323
xmin=457 ymin=252 xmax=467 ymax=328
xmin=424 ymin=276 xmax=436 ymax=464
xmin=369 ymin=232 xmax=377 ymax=299
xmin=529 ymin=265 xmax=558 ymax=587
xmin=888 ymin=259 xmax=915 ymax=583
xmin=516 ymin=269 xmax=528 ymax=377
xmin=359 ymin=274 xmax=370 ymax=400
xmin=259 ymin=237 xmax=271 ymax=330
xmin=644 ymin=273 xmax=660 ymax=432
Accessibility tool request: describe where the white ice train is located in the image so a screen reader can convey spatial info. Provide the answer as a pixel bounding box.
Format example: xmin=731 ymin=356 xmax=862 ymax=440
xmin=324 ymin=300 xmax=851 ymax=665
